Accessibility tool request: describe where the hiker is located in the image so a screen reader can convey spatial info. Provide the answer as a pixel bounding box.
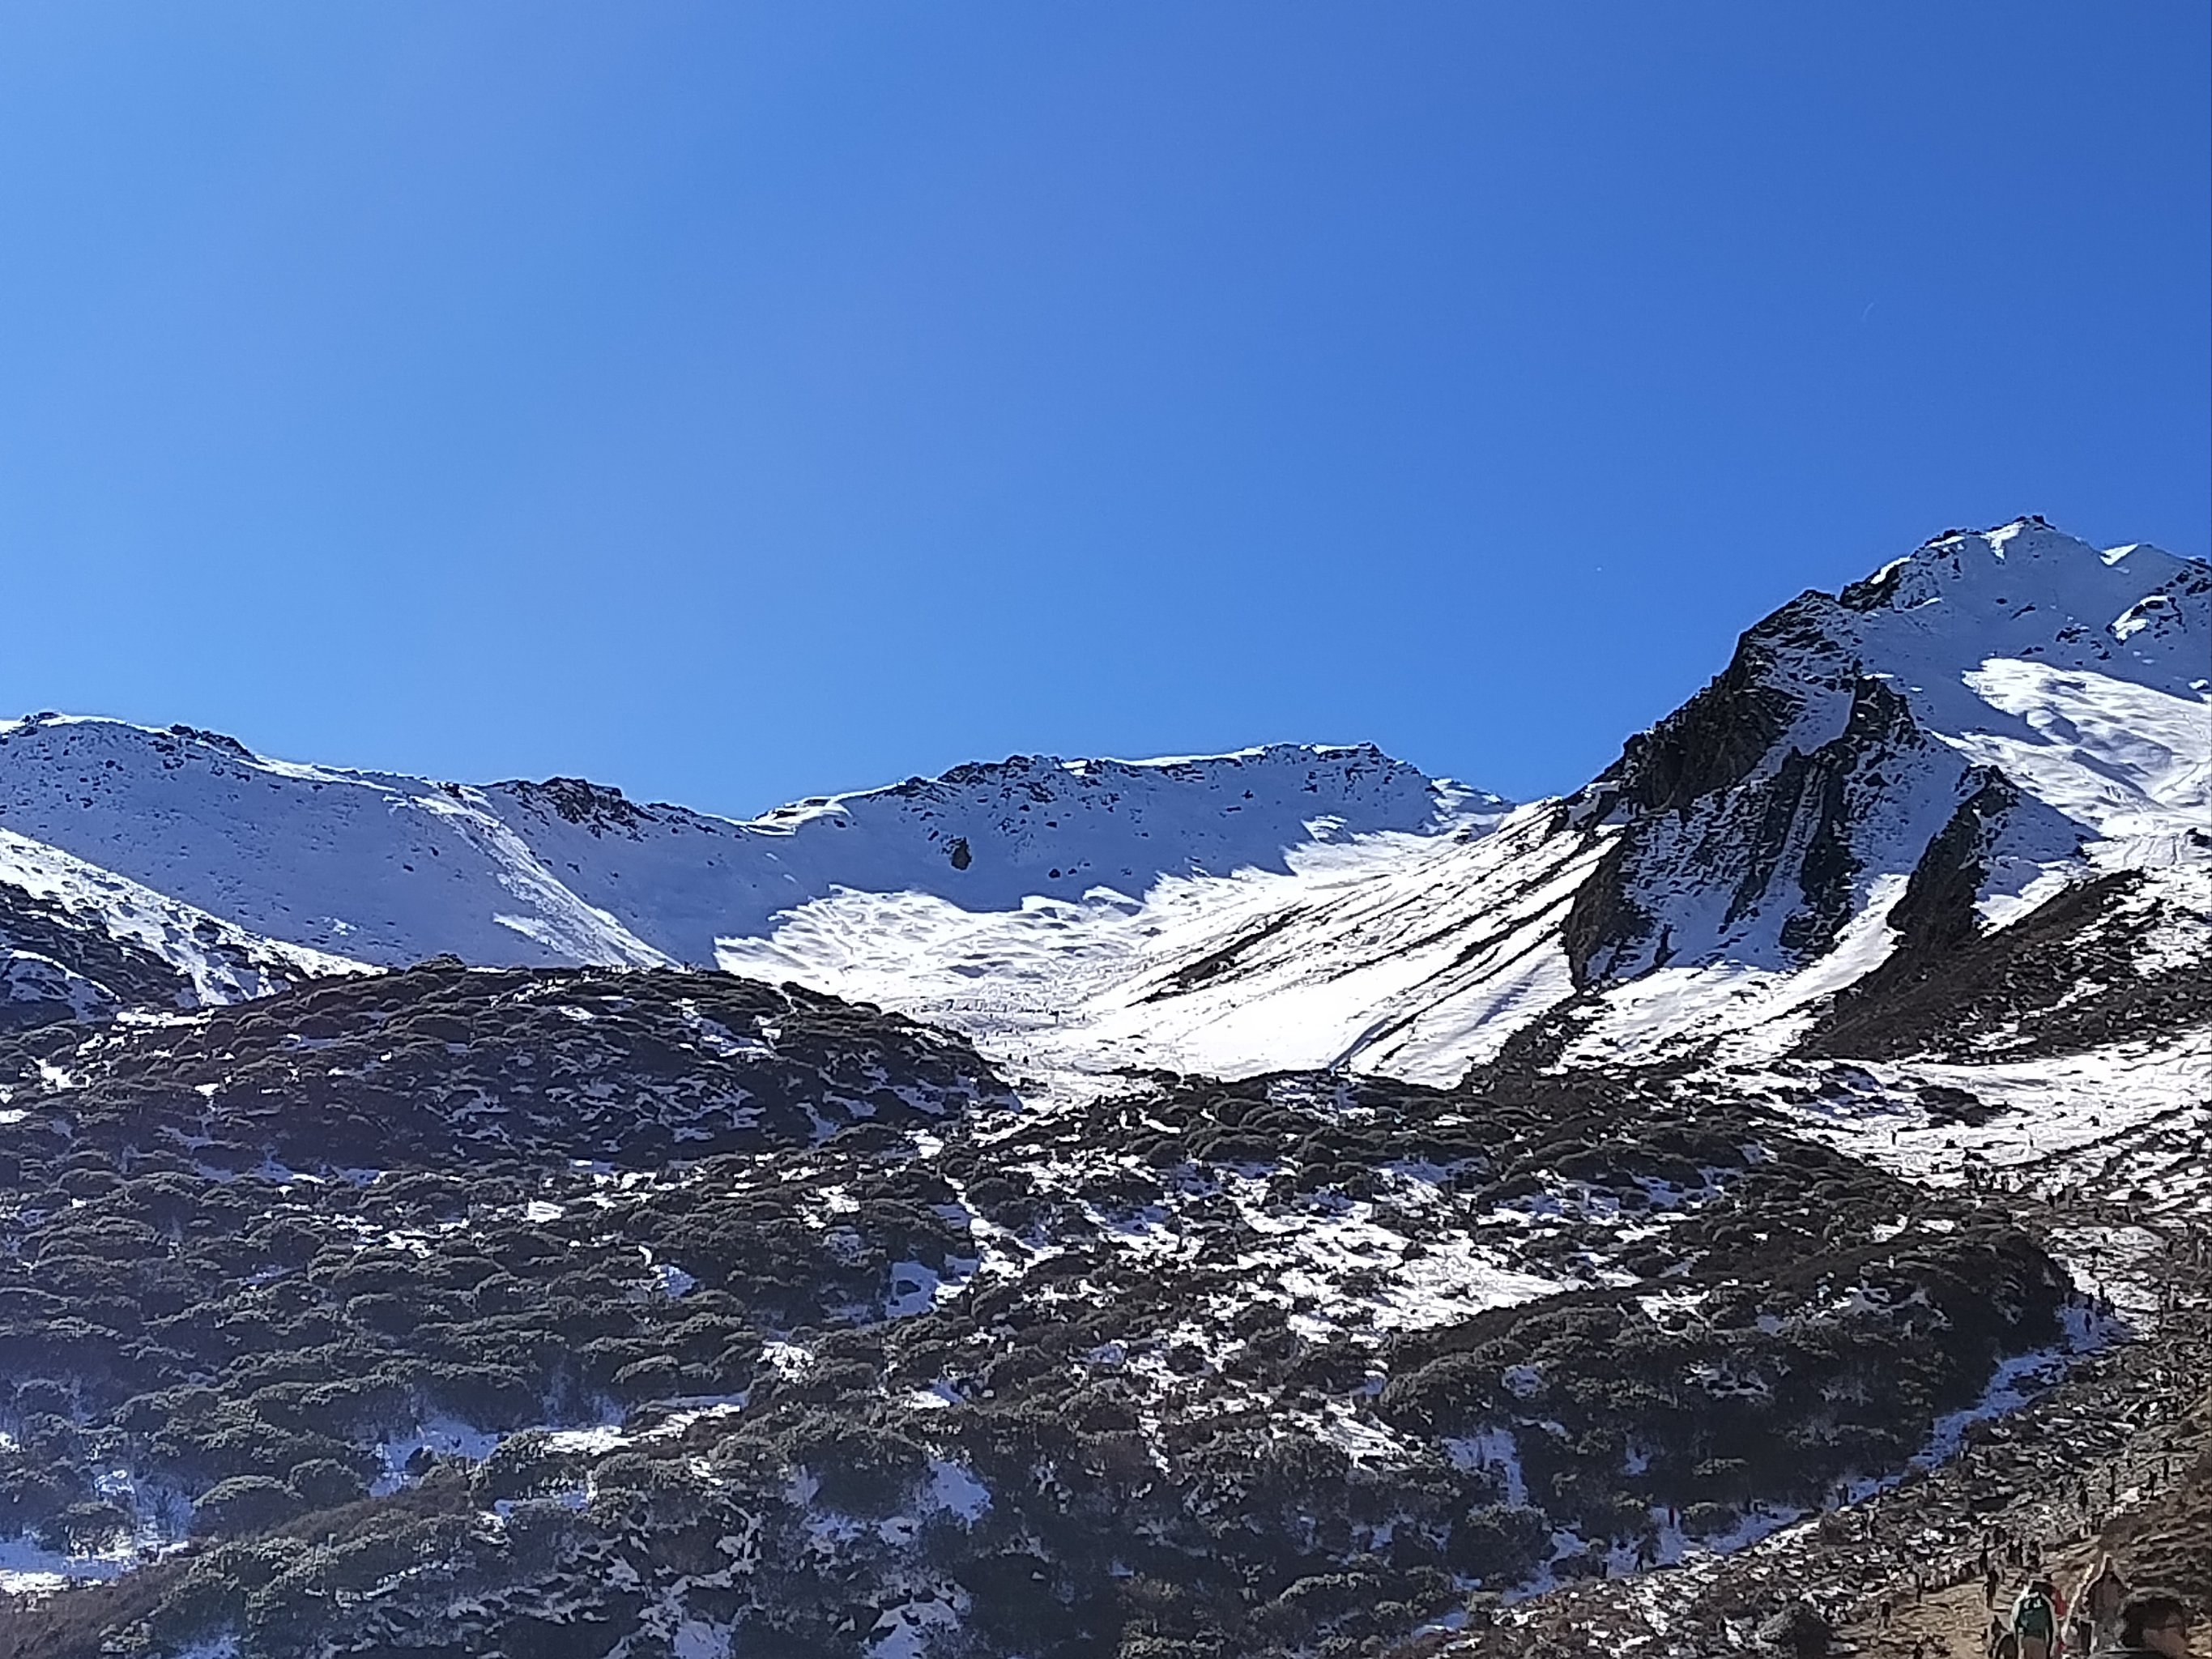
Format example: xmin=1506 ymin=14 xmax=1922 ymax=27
xmin=2109 ymin=1588 xmax=2195 ymax=1658
xmin=2013 ymin=1576 xmax=2060 ymax=1659
xmin=2074 ymin=1555 xmax=2130 ymax=1651
xmin=1986 ymin=1561 xmax=2002 ymax=1608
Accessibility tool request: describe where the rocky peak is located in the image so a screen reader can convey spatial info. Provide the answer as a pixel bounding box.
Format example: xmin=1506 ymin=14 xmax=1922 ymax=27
xmin=1561 ymin=520 xmax=2203 ymax=991
xmin=496 ymin=774 xmax=655 ymax=834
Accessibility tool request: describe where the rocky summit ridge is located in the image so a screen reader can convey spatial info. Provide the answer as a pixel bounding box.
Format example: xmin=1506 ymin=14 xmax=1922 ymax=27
xmin=0 ymin=518 xmax=2203 ymax=1659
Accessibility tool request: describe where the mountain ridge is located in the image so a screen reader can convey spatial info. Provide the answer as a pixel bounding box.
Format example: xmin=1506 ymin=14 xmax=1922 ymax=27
xmin=0 ymin=725 xmax=1489 ymax=995
xmin=1 ymin=518 xmax=2201 ymax=1095
xmin=719 ymin=518 xmax=2207 ymax=1090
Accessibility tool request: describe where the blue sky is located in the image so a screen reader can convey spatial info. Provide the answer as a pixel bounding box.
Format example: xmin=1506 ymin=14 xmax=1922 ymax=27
xmin=2 ymin=6 xmax=2205 ymax=813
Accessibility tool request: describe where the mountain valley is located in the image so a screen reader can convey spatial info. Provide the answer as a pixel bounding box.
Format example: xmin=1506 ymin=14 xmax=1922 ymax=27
xmin=0 ymin=519 xmax=2203 ymax=1659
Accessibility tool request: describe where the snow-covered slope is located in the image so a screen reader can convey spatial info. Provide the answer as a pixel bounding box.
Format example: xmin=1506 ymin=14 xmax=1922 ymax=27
xmin=0 ymin=825 xmax=366 ymax=1023
xmin=727 ymin=520 xmax=2209 ymax=1088
xmin=718 ymin=802 xmax=1606 ymax=1087
xmin=481 ymin=744 xmax=1491 ymax=959
xmin=0 ymin=718 xmax=1487 ymax=980
xmin=0 ymin=719 xmax=677 ymax=970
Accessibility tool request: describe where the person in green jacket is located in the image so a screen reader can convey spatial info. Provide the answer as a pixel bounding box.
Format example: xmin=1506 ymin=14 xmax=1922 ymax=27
xmin=2012 ymin=1576 xmax=2058 ymax=1659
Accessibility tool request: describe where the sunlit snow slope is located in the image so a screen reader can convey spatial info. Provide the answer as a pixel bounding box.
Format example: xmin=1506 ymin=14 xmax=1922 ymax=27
xmin=729 ymin=519 xmax=2210 ymax=1087
xmin=0 ymin=722 xmax=1489 ymax=1007
xmin=720 ymin=804 xmax=1600 ymax=1085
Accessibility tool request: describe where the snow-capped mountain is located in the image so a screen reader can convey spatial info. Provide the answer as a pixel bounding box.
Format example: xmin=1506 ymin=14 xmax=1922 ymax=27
xmin=0 ymin=721 xmax=1486 ymax=996
xmin=0 ymin=517 xmax=2204 ymax=1659
xmin=727 ymin=518 xmax=2209 ymax=1086
xmin=1552 ymin=517 xmax=2208 ymax=1061
xmin=1566 ymin=519 xmax=2205 ymax=975
xmin=1 ymin=518 xmax=2202 ymax=1092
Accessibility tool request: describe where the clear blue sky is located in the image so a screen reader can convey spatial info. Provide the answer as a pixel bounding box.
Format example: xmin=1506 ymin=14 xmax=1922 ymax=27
xmin=2 ymin=6 xmax=2205 ymax=812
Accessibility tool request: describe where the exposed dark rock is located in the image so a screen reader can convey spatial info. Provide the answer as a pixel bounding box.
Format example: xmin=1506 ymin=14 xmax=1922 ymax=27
xmin=1566 ymin=666 xmax=1930 ymax=985
xmin=1602 ymin=605 xmax=1819 ymax=818
xmin=0 ymin=885 xmax=192 ymax=1014
xmin=1883 ymin=770 xmax=2022 ymax=956
xmin=1756 ymin=1598 xmax=1832 ymax=1657
xmin=1811 ymin=866 xmax=2212 ymax=1062
xmin=163 ymin=725 xmax=256 ymax=761
xmin=1559 ymin=838 xmax=1644 ymax=992
xmin=503 ymin=776 xmax=652 ymax=832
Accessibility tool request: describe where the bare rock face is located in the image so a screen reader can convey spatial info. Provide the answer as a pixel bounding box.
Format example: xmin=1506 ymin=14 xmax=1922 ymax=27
xmin=1757 ymin=1598 xmax=1834 ymax=1657
xmin=0 ymin=882 xmax=170 ymax=1014
xmin=1560 ymin=548 xmax=2125 ymax=992
xmin=1810 ymin=863 xmax=2212 ymax=1062
xmin=500 ymin=774 xmax=653 ymax=832
xmin=1563 ymin=663 xmax=1941 ymax=985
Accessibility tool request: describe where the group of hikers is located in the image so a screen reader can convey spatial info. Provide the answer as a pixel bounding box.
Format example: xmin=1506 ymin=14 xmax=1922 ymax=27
xmin=1984 ymin=1554 xmax=2194 ymax=1658
xmin=1876 ymin=1549 xmax=2196 ymax=1657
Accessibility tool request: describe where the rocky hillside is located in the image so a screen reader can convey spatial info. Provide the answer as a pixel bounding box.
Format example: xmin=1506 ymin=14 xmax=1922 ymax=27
xmin=0 ymin=967 xmax=2080 ymax=1658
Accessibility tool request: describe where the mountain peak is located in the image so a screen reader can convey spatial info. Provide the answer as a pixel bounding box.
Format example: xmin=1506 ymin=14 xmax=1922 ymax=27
xmin=1837 ymin=518 xmax=2203 ymax=638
